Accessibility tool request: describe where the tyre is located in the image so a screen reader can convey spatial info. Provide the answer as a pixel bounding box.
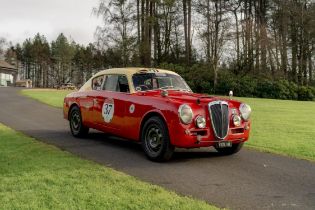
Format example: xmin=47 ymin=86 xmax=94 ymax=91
xmin=141 ymin=116 xmax=174 ymax=161
xmin=215 ymin=142 xmax=244 ymax=155
xmin=69 ymin=106 xmax=89 ymax=137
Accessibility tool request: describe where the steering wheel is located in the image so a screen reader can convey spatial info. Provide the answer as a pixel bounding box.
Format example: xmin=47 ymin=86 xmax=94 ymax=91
xmin=137 ymin=85 xmax=149 ymax=91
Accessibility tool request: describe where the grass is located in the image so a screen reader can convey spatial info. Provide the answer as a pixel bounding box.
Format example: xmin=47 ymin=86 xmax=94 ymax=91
xmin=237 ymin=97 xmax=315 ymax=161
xmin=21 ymin=89 xmax=73 ymax=108
xmin=0 ymin=123 xmax=217 ymax=210
xmin=20 ymin=89 xmax=315 ymax=161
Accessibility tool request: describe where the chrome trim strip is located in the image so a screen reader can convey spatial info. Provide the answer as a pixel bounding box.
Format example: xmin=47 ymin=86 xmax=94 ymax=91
xmin=195 ymin=138 xmax=244 ymax=144
xmin=208 ymin=101 xmax=229 ymax=140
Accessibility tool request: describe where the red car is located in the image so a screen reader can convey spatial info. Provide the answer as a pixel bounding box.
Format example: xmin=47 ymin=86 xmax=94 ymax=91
xmin=63 ymin=68 xmax=251 ymax=161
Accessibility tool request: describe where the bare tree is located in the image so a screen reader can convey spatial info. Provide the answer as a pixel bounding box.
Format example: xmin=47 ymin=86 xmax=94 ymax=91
xmin=94 ymin=0 xmax=136 ymax=67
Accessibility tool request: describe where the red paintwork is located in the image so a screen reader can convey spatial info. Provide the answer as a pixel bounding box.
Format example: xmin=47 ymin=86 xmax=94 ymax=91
xmin=64 ymin=88 xmax=250 ymax=148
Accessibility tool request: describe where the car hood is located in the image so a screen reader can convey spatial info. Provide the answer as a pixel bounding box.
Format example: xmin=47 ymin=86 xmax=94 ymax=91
xmin=137 ymin=90 xmax=241 ymax=107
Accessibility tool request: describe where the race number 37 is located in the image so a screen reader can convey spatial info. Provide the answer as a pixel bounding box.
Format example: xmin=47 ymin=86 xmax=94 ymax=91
xmin=102 ymin=99 xmax=115 ymax=123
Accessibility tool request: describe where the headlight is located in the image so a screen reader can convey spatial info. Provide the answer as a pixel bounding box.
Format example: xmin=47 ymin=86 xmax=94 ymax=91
xmin=232 ymin=115 xmax=241 ymax=126
xmin=239 ymin=103 xmax=251 ymax=121
xmin=178 ymin=104 xmax=193 ymax=124
xmin=195 ymin=116 xmax=206 ymax=128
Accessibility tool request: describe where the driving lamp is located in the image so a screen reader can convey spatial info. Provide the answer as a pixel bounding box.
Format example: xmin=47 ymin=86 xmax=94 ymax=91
xmin=233 ymin=115 xmax=242 ymax=126
xmin=195 ymin=116 xmax=206 ymax=128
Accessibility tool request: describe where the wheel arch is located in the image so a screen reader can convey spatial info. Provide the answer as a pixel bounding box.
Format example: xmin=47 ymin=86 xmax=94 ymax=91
xmin=68 ymin=103 xmax=80 ymax=120
xmin=139 ymin=110 xmax=169 ymax=142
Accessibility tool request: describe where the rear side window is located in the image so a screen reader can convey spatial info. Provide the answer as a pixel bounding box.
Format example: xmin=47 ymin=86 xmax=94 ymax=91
xmin=92 ymin=75 xmax=105 ymax=90
xmin=103 ymin=75 xmax=129 ymax=93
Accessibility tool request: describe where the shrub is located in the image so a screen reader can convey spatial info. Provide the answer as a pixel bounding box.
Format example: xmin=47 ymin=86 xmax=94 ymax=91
xmin=297 ymin=86 xmax=314 ymax=101
xmin=272 ymin=80 xmax=298 ymax=100
xmin=156 ymin=63 xmax=315 ymax=101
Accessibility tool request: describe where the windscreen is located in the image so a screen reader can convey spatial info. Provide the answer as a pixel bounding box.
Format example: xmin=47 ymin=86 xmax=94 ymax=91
xmin=132 ymin=73 xmax=192 ymax=92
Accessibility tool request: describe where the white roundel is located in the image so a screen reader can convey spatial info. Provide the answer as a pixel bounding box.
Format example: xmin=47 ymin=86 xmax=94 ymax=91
xmin=129 ymin=104 xmax=135 ymax=114
xmin=102 ymin=98 xmax=115 ymax=123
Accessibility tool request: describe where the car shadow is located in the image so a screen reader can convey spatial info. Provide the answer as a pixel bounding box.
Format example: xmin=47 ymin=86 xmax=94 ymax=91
xmin=20 ymin=128 xmax=224 ymax=163
xmin=86 ymin=131 xmax=223 ymax=162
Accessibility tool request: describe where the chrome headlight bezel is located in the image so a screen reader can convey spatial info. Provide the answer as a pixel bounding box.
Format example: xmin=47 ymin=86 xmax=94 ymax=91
xmin=195 ymin=116 xmax=206 ymax=128
xmin=239 ymin=103 xmax=251 ymax=121
xmin=178 ymin=104 xmax=193 ymax=124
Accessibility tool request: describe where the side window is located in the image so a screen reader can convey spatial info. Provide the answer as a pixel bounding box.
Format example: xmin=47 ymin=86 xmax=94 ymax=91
xmin=118 ymin=75 xmax=129 ymax=93
xmin=103 ymin=75 xmax=118 ymax=91
xmin=92 ymin=75 xmax=105 ymax=90
xmin=103 ymin=75 xmax=129 ymax=93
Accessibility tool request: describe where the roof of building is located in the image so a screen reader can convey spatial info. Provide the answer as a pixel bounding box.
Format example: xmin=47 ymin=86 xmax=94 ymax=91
xmin=0 ymin=60 xmax=17 ymax=71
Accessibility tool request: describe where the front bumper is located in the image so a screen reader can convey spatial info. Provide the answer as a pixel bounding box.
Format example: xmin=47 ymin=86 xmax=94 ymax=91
xmin=169 ymin=122 xmax=251 ymax=148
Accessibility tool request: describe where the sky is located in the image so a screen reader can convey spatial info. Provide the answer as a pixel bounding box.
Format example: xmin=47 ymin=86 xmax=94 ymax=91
xmin=0 ymin=0 xmax=102 ymax=45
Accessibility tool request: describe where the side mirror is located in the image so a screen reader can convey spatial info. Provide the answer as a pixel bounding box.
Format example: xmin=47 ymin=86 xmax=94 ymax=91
xmin=229 ymin=90 xmax=233 ymax=99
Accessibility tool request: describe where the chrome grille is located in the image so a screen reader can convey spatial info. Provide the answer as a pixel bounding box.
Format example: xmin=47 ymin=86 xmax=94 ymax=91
xmin=208 ymin=101 xmax=229 ymax=140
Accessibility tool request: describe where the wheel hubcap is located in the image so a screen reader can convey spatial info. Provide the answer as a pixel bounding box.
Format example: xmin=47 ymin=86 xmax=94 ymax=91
xmin=146 ymin=126 xmax=163 ymax=153
xmin=71 ymin=111 xmax=81 ymax=131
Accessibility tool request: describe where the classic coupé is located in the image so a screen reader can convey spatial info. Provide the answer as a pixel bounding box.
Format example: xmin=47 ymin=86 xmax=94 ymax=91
xmin=63 ymin=68 xmax=251 ymax=161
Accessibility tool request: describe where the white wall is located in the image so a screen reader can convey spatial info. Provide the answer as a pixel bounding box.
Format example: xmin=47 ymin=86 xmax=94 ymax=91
xmin=0 ymin=73 xmax=13 ymax=86
xmin=0 ymin=73 xmax=5 ymax=86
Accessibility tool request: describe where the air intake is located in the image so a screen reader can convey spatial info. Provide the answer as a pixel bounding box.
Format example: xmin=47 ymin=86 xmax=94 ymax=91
xmin=208 ymin=101 xmax=229 ymax=140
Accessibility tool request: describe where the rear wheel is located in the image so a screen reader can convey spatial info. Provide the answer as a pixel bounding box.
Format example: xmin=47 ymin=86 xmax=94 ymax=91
xmin=141 ymin=116 xmax=174 ymax=162
xmin=69 ymin=106 xmax=89 ymax=137
xmin=215 ymin=142 xmax=244 ymax=155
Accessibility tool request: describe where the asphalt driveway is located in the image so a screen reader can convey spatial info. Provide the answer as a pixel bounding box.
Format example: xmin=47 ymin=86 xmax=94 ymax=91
xmin=0 ymin=87 xmax=314 ymax=210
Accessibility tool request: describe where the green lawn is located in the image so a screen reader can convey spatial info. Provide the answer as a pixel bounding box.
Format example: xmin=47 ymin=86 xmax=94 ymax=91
xmin=0 ymin=123 xmax=217 ymax=210
xmin=21 ymin=89 xmax=73 ymax=108
xmin=237 ymin=97 xmax=315 ymax=161
xmin=21 ymin=89 xmax=315 ymax=161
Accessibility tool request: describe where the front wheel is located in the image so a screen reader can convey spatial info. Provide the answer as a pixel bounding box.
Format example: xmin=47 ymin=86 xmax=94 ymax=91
xmin=141 ymin=116 xmax=174 ymax=162
xmin=69 ymin=106 xmax=89 ymax=138
xmin=215 ymin=142 xmax=244 ymax=155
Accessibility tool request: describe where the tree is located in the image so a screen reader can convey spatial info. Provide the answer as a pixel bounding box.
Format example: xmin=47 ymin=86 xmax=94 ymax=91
xmin=94 ymin=0 xmax=136 ymax=67
xmin=197 ymin=0 xmax=229 ymax=91
xmin=183 ymin=0 xmax=192 ymax=65
xmin=30 ymin=34 xmax=50 ymax=87
xmin=0 ymin=37 xmax=8 ymax=60
xmin=51 ymin=33 xmax=75 ymax=86
xmin=2 ymin=0 xmax=314 ymax=96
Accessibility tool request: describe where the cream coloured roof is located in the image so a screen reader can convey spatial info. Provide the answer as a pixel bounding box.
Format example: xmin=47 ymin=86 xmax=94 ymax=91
xmin=94 ymin=67 xmax=178 ymax=77
xmin=80 ymin=67 xmax=179 ymax=93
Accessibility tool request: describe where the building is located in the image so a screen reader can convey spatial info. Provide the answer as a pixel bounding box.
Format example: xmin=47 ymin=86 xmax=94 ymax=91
xmin=16 ymin=79 xmax=32 ymax=88
xmin=0 ymin=60 xmax=18 ymax=86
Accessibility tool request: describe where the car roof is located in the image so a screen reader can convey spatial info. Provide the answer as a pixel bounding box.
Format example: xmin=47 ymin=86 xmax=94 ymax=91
xmin=93 ymin=67 xmax=178 ymax=77
xmin=80 ymin=67 xmax=179 ymax=93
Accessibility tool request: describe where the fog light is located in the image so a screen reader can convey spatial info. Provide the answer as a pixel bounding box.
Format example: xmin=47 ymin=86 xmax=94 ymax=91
xmin=233 ymin=115 xmax=241 ymax=127
xmin=195 ymin=116 xmax=206 ymax=128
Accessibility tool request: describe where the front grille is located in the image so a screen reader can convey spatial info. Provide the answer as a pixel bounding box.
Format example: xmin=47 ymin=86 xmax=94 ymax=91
xmin=208 ymin=101 xmax=229 ymax=140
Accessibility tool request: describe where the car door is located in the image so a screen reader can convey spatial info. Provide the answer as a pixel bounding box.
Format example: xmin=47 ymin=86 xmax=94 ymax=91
xmin=93 ymin=74 xmax=129 ymax=134
xmin=79 ymin=90 xmax=94 ymax=126
xmin=79 ymin=75 xmax=105 ymax=126
xmin=81 ymin=75 xmax=104 ymax=128
xmin=92 ymin=75 xmax=109 ymax=127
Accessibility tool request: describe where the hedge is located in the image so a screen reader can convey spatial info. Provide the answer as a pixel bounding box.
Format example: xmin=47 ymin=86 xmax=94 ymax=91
xmin=158 ymin=63 xmax=315 ymax=101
